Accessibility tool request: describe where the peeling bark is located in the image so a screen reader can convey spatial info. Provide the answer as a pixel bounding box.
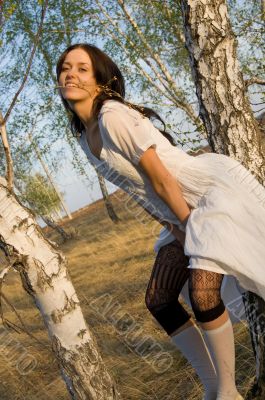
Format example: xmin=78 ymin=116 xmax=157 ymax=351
xmin=0 ymin=178 xmax=121 ymax=400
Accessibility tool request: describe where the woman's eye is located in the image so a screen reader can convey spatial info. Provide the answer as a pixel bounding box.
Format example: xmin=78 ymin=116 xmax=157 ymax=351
xmin=61 ymin=66 xmax=87 ymax=72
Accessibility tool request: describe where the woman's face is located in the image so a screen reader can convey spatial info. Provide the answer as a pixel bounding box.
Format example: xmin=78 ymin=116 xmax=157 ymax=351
xmin=58 ymin=48 xmax=100 ymax=105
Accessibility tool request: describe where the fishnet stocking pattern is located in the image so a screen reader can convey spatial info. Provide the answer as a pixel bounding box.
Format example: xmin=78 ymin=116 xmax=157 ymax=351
xmin=189 ymin=269 xmax=224 ymax=313
xmin=145 ymin=239 xmax=190 ymax=310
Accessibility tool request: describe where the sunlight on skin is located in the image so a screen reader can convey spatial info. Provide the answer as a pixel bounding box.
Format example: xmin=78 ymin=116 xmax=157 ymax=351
xmin=58 ymin=48 xmax=100 ymax=127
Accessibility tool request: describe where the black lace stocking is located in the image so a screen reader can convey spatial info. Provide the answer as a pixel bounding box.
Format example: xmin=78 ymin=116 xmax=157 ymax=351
xmin=145 ymin=240 xmax=226 ymax=331
xmin=188 ymin=268 xmax=225 ymax=322
xmin=145 ymin=239 xmax=190 ymax=309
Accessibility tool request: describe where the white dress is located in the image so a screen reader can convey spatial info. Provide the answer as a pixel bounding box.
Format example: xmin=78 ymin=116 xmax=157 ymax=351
xmin=78 ymin=99 xmax=265 ymax=303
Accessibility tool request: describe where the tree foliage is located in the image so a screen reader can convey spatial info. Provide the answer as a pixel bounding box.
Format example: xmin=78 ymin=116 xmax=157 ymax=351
xmin=18 ymin=172 xmax=63 ymax=218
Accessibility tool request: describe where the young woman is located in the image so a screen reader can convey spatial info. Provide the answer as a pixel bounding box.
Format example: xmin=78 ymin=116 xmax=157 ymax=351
xmin=56 ymin=43 xmax=265 ymax=400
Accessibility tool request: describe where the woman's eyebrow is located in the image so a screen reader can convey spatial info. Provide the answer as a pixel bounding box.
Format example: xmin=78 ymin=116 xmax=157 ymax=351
xmin=62 ymin=62 xmax=90 ymax=66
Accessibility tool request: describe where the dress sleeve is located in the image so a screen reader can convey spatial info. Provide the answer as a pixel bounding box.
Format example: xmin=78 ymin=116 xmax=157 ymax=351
xmin=99 ymin=103 xmax=158 ymax=166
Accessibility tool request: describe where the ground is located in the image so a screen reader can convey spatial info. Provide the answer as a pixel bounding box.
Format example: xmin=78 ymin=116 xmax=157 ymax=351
xmin=0 ymin=189 xmax=256 ymax=399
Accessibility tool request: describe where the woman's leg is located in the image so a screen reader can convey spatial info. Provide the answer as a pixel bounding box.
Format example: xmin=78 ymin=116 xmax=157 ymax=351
xmin=145 ymin=239 xmax=191 ymax=335
xmin=189 ymin=268 xmax=243 ymax=400
xmin=145 ymin=240 xmax=217 ymax=399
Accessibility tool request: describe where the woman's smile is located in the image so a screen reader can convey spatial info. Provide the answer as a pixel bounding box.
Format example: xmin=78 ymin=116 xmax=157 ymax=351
xmin=63 ymin=85 xmax=83 ymax=92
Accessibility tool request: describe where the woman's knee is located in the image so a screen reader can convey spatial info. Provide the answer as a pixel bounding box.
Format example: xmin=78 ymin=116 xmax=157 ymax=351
xmin=190 ymin=296 xmax=226 ymax=323
xmin=188 ymin=268 xmax=225 ymax=323
xmin=145 ymin=240 xmax=191 ymax=334
xmin=145 ymin=294 xmax=191 ymax=335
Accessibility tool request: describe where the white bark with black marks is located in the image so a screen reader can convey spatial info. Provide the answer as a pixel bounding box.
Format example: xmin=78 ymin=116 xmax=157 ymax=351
xmin=180 ymin=2 xmax=265 ymax=398
xmin=0 ymin=178 xmax=120 ymax=400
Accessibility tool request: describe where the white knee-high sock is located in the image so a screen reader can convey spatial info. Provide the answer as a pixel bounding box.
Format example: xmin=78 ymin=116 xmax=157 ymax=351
xmin=202 ymin=318 xmax=240 ymax=400
xmin=171 ymin=324 xmax=217 ymax=400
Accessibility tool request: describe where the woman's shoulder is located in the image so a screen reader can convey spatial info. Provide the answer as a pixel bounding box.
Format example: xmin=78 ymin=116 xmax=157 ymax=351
xmin=99 ymin=99 xmax=144 ymax=122
xmin=99 ymin=99 xmax=127 ymax=114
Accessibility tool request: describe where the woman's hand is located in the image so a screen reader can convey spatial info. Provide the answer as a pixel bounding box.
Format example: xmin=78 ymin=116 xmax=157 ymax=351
xmin=162 ymin=221 xmax=186 ymax=248
xmin=163 ymin=207 xmax=194 ymax=248
xmin=170 ymin=224 xmax=186 ymax=248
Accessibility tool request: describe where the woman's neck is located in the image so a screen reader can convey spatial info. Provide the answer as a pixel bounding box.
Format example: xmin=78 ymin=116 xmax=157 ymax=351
xmin=70 ymin=99 xmax=94 ymax=127
xmin=85 ymin=118 xmax=99 ymax=136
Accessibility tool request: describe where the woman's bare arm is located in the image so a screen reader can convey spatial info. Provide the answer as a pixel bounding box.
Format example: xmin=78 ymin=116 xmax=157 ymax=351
xmin=139 ymin=147 xmax=191 ymax=228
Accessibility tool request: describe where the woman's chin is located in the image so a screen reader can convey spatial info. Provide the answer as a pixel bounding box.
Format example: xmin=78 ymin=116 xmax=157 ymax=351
xmin=62 ymin=94 xmax=87 ymax=103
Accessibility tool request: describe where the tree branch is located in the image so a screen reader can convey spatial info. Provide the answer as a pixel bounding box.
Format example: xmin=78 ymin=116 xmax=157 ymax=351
xmin=117 ymin=0 xmax=182 ymax=95
xmin=2 ymin=0 xmax=49 ymax=125
xmin=91 ymin=0 xmax=205 ymax=134
xmin=0 ymin=1 xmax=48 ymax=192
xmin=159 ymin=0 xmax=185 ymax=44
xmin=245 ymin=76 xmax=265 ymax=89
xmin=0 ymin=111 xmax=13 ymax=191
xmin=0 ymin=0 xmax=3 ymax=31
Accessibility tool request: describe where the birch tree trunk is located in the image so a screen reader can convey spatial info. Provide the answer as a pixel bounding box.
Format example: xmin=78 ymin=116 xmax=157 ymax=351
xmin=41 ymin=215 xmax=73 ymax=242
xmin=96 ymin=171 xmax=120 ymax=223
xmin=0 ymin=177 xmax=121 ymax=400
xmin=180 ymin=1 xmax=265 ymax=398
xmin=180 ymin=0 xmax=265 ymax=184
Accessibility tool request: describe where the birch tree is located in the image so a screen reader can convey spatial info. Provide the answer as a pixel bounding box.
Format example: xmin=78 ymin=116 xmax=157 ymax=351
xmin=180 ymin=1 xmax=265 ymax=398
xmin=0 ymin=175 xmax=121 ymax=400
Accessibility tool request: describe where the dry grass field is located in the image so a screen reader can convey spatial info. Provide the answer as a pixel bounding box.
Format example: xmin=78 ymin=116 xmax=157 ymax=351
xmin=0 ymin=189 xmax=256 ymax=399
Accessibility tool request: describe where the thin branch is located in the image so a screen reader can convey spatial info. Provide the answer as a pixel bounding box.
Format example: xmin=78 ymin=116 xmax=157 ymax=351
xmin=94 ymin=14 xmax=176 ymax=105
xmin=254 ymin=107 xmax=265 ymax=113
xmin=18 ymin=8 xmax=57 ymax=83
xmin=44 ymin=29 xmax=86 ymax=32
xmin=245 ymin=77 xmax=265 ymax=89
xmin=61 ymin=0 xmax=72 ymax=47
xmin=91 ymin=0 xmax=205 ymax=134
xmin=116 ymin=0 xmax=185 ymax=97
xmin=0 ymin=111 xmax=13 ymax=191
xmin=156 ymin=0 xmax=185 ymax=44
xmin=0 ymin=250 xmax=49 ymax=348
xmin=2 ymin=0 xmax=49 ymax=125
xmin=250 ymin=101 xmax=265 ymax=106
xmin=0 ymin=0 xmax=3 ymax=31
xmin=94 ymin=0 xmax=183 ymax=103
xmin=0 ymin=291 xmax=50 ymax=348
xmin=0 ymin=1 xmax=48 ymax=192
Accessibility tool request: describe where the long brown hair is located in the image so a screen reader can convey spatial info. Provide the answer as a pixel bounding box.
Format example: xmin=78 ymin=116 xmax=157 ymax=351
xmin=56 ymin=43 xmax=176 ymax=145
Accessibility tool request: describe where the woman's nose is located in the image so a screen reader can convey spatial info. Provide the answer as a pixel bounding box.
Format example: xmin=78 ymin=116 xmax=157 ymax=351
xmin=65 ymin=69 xmax=77 ymax=80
